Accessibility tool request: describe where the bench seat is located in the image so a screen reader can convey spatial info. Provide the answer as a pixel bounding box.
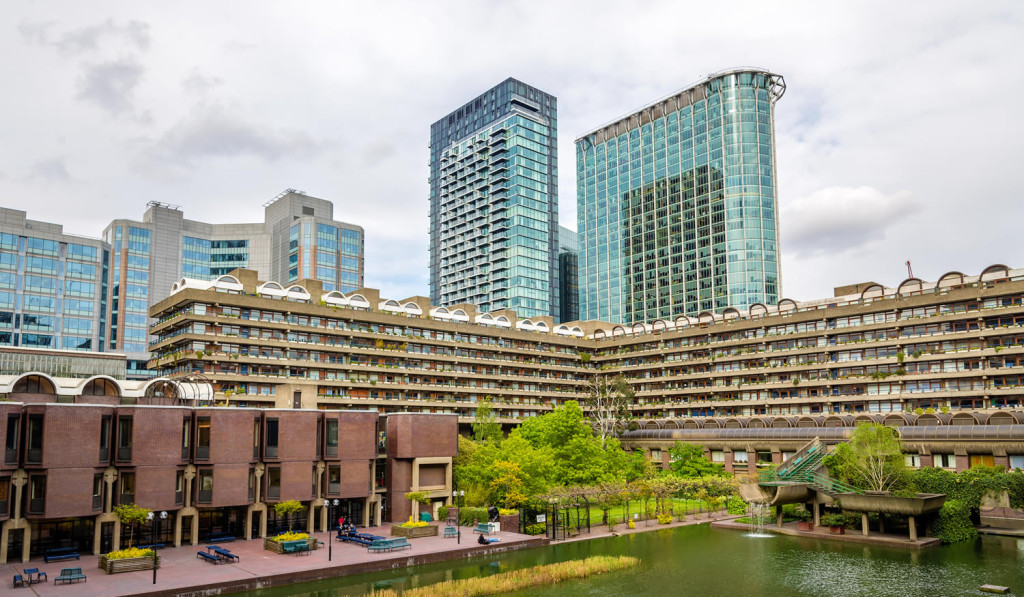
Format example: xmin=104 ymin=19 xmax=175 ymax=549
xmin=54 ymin=568 xmax=86 ymax=585
xmin=197 ymin=551 xmax=223 ymax=564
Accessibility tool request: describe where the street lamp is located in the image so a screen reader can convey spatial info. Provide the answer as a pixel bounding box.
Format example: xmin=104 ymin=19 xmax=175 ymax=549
xmin=148 ymin=511 xmax=166 ymax=585
xmin=324 ymin=498 xmax=340 ymax=561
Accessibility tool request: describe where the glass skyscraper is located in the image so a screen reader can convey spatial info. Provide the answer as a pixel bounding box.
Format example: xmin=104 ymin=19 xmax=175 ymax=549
xmin=576 ymin=69 xmax=785 ymax=324
xmin=429 ymin=78 xmax=559 ymax=319
xmin=558 ymin=226 xmax=579 ymax=323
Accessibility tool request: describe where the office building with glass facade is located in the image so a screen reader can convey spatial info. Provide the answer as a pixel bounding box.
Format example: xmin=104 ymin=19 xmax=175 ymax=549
xmin=0 ymin=208 xmax=109 ymax=353
xmin=558 ymin=226 xmax=579 ymax=323
xmin=429 ymin=78 xmax=560 ymax=319
xmin=576 ymin=68 xmax=785 ymax=325
xmin=102 ymin=190 xmax=363 ymax=377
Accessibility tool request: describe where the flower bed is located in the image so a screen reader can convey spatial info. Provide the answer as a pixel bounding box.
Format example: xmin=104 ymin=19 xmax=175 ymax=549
xmin=264 ymin=532 xmax=317 ymax=553
xmin=391 ymin=524 xmax=438 ymax=538
xmin=98 ymin=548 xmax=158 ymax=574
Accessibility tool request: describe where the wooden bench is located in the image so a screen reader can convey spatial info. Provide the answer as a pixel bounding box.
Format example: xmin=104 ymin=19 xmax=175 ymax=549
xmin=197 ymin=551 xmax=223 ymax=564
xmin=281 ymin=540 xmax=311 ymax=555
xmin=44 ymin=547 xmax=80 ymax=563
xmin=472 ymin=523 xmax=495 ymax=535
xmin=54 ymin=568 xmax=86 ymax=585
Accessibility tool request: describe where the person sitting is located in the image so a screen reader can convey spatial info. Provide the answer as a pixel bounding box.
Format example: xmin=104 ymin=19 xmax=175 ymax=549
xmin=478 ymin=533 xmax=488 ymax=545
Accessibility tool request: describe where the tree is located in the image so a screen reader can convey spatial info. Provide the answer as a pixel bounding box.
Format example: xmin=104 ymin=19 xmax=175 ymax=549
xmin=274 ymin=500 xmax=305 ymax=531
xmin=667 ymin=443 xmax=726 ymax=478
xmin=489 ymin=461 xmax=528 ymax=509
xmin=472 ymin=398 xmax=503 ymax=443
xmin=584 ymin=375 xmax=634 ymax=448
xmin=113 ymin=503 xmax=151 ymax=549
xmin=826 ymin=423 xmax=908 ymax=492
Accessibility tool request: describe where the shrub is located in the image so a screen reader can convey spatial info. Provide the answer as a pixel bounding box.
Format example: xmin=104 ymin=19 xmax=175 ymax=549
xmin=437 ymin=505 xmax=450 ymax=521
xmin=525 ymin=523 xmax=546 ymax=535
xmin=498 ymin=508 xmax=517 ymax=516
xmin=932 ymin=499 xmax=978 ymax=544
xmin=657 ymin=513 xmax=672 ymax=524
xmin=456 ymin=507 xmax=490 ymax=527
xmin=727 ymin=496 xmax=747 ymax=515
xmin=271 ymin=532 xmax=309 ymax=542
xmin=106 ymin=547 xmax=154 ymax=560
xmin=820 ymin=513 xmax=846 ymax=528
xmin=627 ymin=520 xmax=635 ymax=529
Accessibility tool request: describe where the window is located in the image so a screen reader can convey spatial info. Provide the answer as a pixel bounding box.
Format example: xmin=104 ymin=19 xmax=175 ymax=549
xmin=710 ymin=450 xmax=725 ymax=463
xmin=28 ymin=475 xmax=46 ymax=514
xmin=181 ymin=417 xmax=191 ymax=460
xmin=119 ymin=472 xmax=135 ymax=505
xmin=267 ymin=467 xmax=281 ymax=500
xmin=175 ymin=471 xmax=185 ymax=506
xmin=26 ymin=414 xmax=43 ymax=464
xmin=935 ymin=454 xmax=957 ymax=469
xmin=5 ymin=415 xmax=19 ymax=465
xmin=99 ymin=415 xmax=111 ymax=462
xmin=0 ymin=477 xmax=9 ymax=514
xmin=92 ymin=474 xmax=104 ymax=510
xmin=970 ymin=455 xmax=995 ymax=468
xmin=116 ymin=416 xmax=132 ymax=461
xmin=197 ymin=417 xmax=210 ymax=460
xmin=328 ymin=465 xmax=340 ymax=495
xmin=732 ymin=451 xmax=749 ymax=464
xmin=326 ymin=419 xmax=338 ymax=458
xmin=248 ymin=469 xmax=255 ymax=501
xmin=252 ymin=418 xmax=261 ymax=459
xmin=198 ymin=470 xmax=213 ymax=504
xmin=905 ymin=454 xmax=921 ymax=468
xmin=1010 ymin=455 xmax=1024 ymax=471
xmin=265 ymin=418 xmax=279 ymax=459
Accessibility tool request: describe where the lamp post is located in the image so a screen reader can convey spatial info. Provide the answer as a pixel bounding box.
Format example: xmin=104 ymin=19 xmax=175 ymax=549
xmin=323 ymin=499 xmax=339 ymax=561
xmin=148 ymin=511 xmax=166 ymax=585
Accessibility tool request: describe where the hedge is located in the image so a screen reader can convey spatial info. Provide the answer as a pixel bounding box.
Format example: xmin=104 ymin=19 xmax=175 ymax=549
xmin=931 ymin=499 xmax=978 ymax=544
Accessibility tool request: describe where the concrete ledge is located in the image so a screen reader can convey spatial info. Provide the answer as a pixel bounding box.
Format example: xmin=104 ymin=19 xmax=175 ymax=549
xmin=710 ymin=519 xmax=942 ymax=549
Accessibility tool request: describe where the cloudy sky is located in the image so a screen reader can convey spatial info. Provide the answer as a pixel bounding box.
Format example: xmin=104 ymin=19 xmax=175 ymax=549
xmin=2 ymin=1 xmax=1022 ymax=304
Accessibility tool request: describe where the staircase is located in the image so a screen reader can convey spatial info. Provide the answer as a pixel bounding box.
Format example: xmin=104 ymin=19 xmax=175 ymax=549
xmin=758 ymin=438 xmax=862 ymax=496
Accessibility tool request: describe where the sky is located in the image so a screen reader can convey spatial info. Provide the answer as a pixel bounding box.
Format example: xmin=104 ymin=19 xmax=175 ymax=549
xmin=1 ymin=0 xmax=1022 ymax=305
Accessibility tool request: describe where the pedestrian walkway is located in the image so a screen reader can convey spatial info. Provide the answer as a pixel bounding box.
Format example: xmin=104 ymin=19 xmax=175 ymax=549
xmin=0 ymin=524 xmax=546 ymax=597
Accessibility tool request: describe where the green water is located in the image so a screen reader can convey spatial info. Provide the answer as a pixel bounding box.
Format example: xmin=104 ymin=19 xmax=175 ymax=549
xmin=242 ymin=526 xmax=1024 ymax=597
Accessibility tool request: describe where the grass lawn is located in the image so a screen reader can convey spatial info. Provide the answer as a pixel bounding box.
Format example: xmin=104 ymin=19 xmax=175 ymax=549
xmin=588 ymin=498 xmax=725 ymax=525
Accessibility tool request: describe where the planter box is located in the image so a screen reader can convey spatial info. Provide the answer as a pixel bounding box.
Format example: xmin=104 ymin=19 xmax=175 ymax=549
xmin=797 ymin=521 xmax=814 ymax=531
xmin=391 ymin=524 xmax=438 ymax=538
xmin=98 ymin=553 xmax=159 ymax=574
xmin=264 ymin=537 xmax=318 ymax=554
xmin=828 ymin=526 xmax=845 ymax=535
xmin=500 ymin=513 xmax=520 ymax=534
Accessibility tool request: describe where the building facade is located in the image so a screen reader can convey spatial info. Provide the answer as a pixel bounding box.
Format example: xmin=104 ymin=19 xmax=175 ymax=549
xmin=102 ymin=190 xmax=364 ymax=378
xmin=576 ymin=68 xmax=785 ymax=324
xmin=558 ymin=226 xmax=579 ymax=324
xmin=0 ymin=208 xmax=109 ymax=354
xmin=428 ymin=78 xmax=560 ymax=319
xmin=149 ymin=264 xmax=1024 ymax=425
xmin=0 ymin=377 xmax=455 ymax=563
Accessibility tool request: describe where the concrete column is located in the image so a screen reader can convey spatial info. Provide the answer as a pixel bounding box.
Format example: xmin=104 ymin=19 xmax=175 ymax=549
xmin=173 ymin=514 xmax=183 ymax=547
xmin=878 ymin=515 xmax=885 ymax=534
xmin=908 ymin=516 xmax=917 ymax=541
xmin=861 ymin=513 xmax=869 ymax=536
xmin=21 ymin=527 xmax=30 ymax=564
xmin=191 ymin=514 xmax=200 ymax=545
xmin=813 ymin=496 xmax=820 ymax=527
xmin=776 ymin=505 xmax=783 ymax=528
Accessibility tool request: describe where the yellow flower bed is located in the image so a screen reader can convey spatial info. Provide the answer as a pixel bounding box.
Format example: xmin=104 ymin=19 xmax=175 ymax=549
xmin=106 ymin=547 xmax=155 ymax=560
xmin=271 ymin=532 xmax=310 ymax=542
xmin=399 ymin=517 xmax=430 ymax=528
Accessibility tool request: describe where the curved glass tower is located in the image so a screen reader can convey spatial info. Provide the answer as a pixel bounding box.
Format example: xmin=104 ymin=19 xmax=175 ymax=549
xmin=575 ymin=68 xmax=784 ymax=324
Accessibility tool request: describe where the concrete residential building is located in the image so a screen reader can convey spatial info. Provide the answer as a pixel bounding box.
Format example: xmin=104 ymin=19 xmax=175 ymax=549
xmin=0 ymin=208 xmax=109 ymax=353
xmin=102 ymin=190 xmax=364 ymax=377
xmin=558 ymin=226 xmax=579 ymax=324
xmin=429 ymin=78 xmax=560 ymax=319
xmin=576 ymin=68 xmax=785 ymax=324
xmin=148 ymin=264 xmax=1024 ymax=425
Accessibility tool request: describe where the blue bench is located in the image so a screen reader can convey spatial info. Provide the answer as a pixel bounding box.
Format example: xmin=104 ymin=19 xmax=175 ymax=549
xmin=472 ymin=523 xmax=495 ymax=535
xmin=197 ymin=551 xmax=222 ymax=564
xmin=54 ymin=568 xmax=86 ymax=584
xmin=281 ymin=540 xmax=310 ymax=555
xmin=13 ymin=574 xmax=29 ymax=588
xmin=444 ymin=526 xmax=458 ymax=538
xmin=207 ymin=546 xmax=240 ymax=562
xmin=208 ymin=534 xmax=235 ymax=543
xmin=44 ymin=547 xmax=80 ymax=563
xmin=138 ymin=543 xmax=166 ymax=550
xmin=367 ymin=537 xmax=411 ymax=553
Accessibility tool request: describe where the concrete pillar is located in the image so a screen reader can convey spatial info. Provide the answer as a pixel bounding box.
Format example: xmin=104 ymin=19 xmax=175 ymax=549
xmin=173 ymin=514 xmax=183 ymax=547
xmin=908 ymin=516 xmax=918 ymax=542
xmin=190 ymin=514 xmax=200 ymax=546
xmin=878 ymin=515 xmax=885 ymax=534
xmin=776 ymin=505 xmax=783 ymax=528
xmin=861 ymin=513 xmax=869 ymax=536
xmin=21 ymin=527 xmax=30 ymax=563
xmin=813 ymin=496 xmax=820 ymax=527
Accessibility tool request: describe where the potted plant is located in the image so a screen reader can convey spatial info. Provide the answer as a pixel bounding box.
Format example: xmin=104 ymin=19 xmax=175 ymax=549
xmin=821 ymin=513 xmax=846 ymax=535
xmin=795 ymin=507 xmax=814 ymax=531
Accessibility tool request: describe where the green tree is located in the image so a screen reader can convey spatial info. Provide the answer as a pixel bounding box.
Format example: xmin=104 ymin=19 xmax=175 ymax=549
xmin=112 ymin=503 xmax=151 ymax=549
xmin=472 ymin=398 xmax=503 ymax=443
xmin=274 ymin=500 xmax=305 ymax=530
xmin=826 ymin=423 xmax=908 ymax=492
xmin=489 ymin=461 xmax=528 ymax=508
xmin=666 ymin=443 xmax=726 ymax=478
xmin=519 ymin=401 xmax=591 ymax=448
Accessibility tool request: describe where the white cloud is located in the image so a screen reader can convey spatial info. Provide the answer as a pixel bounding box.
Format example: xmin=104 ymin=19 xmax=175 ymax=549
xmin=782 ymin=187 xmax=918 ymax=258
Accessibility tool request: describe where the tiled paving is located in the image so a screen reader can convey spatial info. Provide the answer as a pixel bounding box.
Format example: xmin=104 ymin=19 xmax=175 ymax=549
xmin=0 ymin=524 xmax=545 ymax=597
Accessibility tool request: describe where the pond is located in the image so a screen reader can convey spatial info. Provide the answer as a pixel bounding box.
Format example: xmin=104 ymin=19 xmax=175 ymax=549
xmin=240 ymin=525 xmax=1024 ymax=597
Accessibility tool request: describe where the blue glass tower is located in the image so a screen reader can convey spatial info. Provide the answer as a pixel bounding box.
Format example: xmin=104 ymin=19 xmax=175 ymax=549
xmin=576 ymin=69 xmax=785 ymax=324
xmin=429 ymin=78 xmax=559 ymax=319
